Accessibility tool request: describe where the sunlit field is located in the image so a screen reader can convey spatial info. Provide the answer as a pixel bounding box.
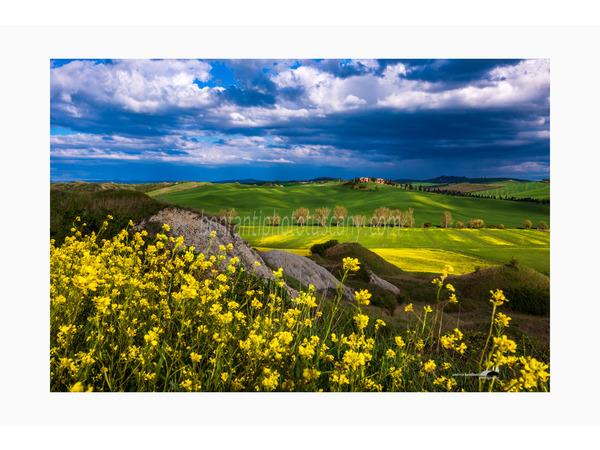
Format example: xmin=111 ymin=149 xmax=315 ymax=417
xmin=237 ymin=226 xmax=549 ymax=275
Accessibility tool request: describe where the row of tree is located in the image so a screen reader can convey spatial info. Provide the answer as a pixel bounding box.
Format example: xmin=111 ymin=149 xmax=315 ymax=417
xmin=291 ymin=206 xmax=417 ymax=227
xmin=219 ymin=207 xmax=548 ymax=230
xmin=410 ymin=185 xmax=550 ymax=205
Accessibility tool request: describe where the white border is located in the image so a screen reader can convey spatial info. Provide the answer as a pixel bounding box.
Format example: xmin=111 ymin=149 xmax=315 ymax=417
xmin=1 ymin=15 xmax=599 ymax=440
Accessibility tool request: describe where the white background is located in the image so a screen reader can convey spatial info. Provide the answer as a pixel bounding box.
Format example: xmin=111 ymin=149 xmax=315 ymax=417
xmin=1 ymin=1 xmax=599 ymax=447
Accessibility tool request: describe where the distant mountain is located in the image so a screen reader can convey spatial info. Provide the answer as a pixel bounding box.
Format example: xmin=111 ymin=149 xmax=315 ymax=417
xmin=308 ymin=177 xmax=345 ymax=182
xmin=393 ymin=179 xmax=421 ymax=184
xmin=213 ymin=178 xmax=264 ymax=184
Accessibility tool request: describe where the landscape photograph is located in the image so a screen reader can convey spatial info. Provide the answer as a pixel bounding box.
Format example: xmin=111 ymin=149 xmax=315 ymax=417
xmin=50 ymin=58 xmax=550 ymax=392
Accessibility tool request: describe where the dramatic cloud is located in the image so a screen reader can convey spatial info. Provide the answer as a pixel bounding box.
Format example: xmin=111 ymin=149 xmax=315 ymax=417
xmin=50 ymin=59 xmax=550 ymax=181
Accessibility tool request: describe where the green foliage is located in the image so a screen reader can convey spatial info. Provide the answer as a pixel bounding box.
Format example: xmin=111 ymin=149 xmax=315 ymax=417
xmin=310 ymin=239 xmax=339 ymax=256
xmin=537 ymin=221 xmax=549 ymax=230
xmin=450 ymin=265 xmax=549 ymax=316
xmin=467 ymin=219 xmax=485 ymax=228
xmin=508 ymin=256 xmax=520 ymax=268
xmin=50 ymin=185 xmax=169 ymax=244
xmin=504 ymin=284 xmax=550 ymax=316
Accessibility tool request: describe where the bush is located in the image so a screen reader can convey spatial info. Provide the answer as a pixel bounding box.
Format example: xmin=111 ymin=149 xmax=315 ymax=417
xmin=537 ymin=221 xmax=549 ymax=230
xmin=422 ymin=222 xmax=432 ymax=228
xmin=310 ymin=239 xmax=339 ymax=256
xmin=455 ymin=222 xmax=464 ymax=229
xmin=466 ymin=219 xmax=485 ymax=229
xmin=499 ymin=224 xmax=504 ymax=229
xmin=505 ymin=285 xmax=550 ymax=316
xmin=508 ymin=256 xmax=520 ymax=268
xmin=524 ymin=220 xmax=532 ymax=229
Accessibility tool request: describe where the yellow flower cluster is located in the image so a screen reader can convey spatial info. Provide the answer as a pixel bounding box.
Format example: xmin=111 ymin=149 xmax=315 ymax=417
xmin=342 ymin=257 xmax=360 ymax=272
xmin=50 ymin=220 xmax=548 ymax=392
xmin=440 ymin=329 xmax=467 ymax=354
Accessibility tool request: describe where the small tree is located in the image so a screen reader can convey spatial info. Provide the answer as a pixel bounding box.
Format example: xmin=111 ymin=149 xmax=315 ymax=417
xmin=373 ymin=207 xmax=391 ymax=227
xmin=455 ymin=221 xmax=464 ymax=229
xmin=313 ymin=207 xmax=331 ymax=227
xmin=441 ymin=210 xmax=454 ymax=228
xmin=333 ymin=206 xmax=347 ymax=227
xmin=293 ymin=207 xmax=309 ymax=226
xmin=467 ymin=219 xmax=485 ymax=229
xmin=390 ymin=209 xmax=402 ymax=227
xmin=219 ymin=208 xmax=237 ymax=224
xmin=407 ymin=207 xmax=415 ymax=227
xmin=353 ymin=215 xmax=366 ymax=227
xmin=227 ymin=208 xmax=237 ymax=224
xmin=537 ymin=221 xmax=549 ymax=230
xmin=524 ymin=220 xmax=532 ymax=229
xmin=266 ymin=214 xmax=281 ymax=226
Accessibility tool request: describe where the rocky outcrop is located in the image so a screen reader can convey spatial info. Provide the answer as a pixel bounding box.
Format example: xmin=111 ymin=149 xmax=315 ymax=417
xmin=367 ymin=269 xmax=400 ymax=295
xmin=134 ymin=207 xmax=275 ymax=281
xmin=260 ymin=249 xmax=354 ymax=300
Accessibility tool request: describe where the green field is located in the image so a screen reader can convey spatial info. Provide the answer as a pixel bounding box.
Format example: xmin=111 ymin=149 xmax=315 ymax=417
xmin=154 ymin=182 xmax=549 ymax=229
xmin=154 ymin=182 xmax=549 ymax=276
xmin=237 ymin=226 xmax=549 ymax=276
xmin=476 ymin=181 xmax=550 ymax=200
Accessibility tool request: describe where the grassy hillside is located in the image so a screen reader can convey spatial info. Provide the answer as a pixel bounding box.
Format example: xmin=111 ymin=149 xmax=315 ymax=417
xmin=476 ymin=181 xmax=550 ymax=200
xmin=237 ymin=226 xmax=549 ymax=275
xmin=155 ymin=182 xmax=550 ymax=228
xmin=50 ymin=183 xmax=170 ymax=244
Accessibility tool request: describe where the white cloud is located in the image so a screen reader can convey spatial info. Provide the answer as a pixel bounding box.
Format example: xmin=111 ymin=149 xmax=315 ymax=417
xmin=51 ymin=59 xmax=220 ymax=114
xmin=496 ymin=161 xmax=550 ymax=174
xmin=378 ymin=59 xmax=550 ymax=111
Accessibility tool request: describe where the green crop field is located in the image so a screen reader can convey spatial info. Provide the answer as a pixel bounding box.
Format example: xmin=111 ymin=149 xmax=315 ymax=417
xmin=154 ymin=182 xmax=549 ymax=276
xmin=154 ymin=182 xmax=549 ymax=229
xmin=476 ymin=181 xmax=550 ymax=200
xmin=236 ymin=225 xmax=549 ymax=276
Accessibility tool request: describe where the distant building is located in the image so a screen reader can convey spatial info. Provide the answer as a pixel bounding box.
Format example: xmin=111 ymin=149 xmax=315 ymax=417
xmin=358 ymin=177 xmax=385 ymax=184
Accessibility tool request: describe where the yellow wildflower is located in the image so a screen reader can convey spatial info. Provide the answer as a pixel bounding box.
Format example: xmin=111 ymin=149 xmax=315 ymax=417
xmin=490 ymin=289 xmax=508 ymax=306
xmin=342 ymin=257 xmax=360 ymax=272
xmin=354 ymin=289 xmax=371 ymax=306
xmin=495 ymin=313 xmax=511 ymax=328
xmin=423 ymin=360 xmax=436 ymax=373
xmin=353 ymin=314 xmax=369 ymax=330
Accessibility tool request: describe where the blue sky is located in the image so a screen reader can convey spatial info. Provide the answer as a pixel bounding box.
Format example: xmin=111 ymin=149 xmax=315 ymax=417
xmin=50 ymin=59 xmax=550 ymax=182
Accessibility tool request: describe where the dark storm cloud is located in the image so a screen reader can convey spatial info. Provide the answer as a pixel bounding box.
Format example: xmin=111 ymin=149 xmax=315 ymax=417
xmin=50 ymin=58 xmax=550 ymax=181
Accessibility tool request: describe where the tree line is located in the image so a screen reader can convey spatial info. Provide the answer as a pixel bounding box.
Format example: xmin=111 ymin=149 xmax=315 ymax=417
xmin=400 ymin=184 xmax=549 ymax=205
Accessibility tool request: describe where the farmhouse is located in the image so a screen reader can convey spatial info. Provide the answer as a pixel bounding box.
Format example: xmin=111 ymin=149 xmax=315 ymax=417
xmin=358 ymin=177 xmax=386 ymax=184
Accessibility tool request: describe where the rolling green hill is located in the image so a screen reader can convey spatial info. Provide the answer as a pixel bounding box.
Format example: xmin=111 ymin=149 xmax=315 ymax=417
xmin=154 ymin=182 xmax=550 ymax=229
xmin=476 ymin=181 xmax=550 ymax=200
